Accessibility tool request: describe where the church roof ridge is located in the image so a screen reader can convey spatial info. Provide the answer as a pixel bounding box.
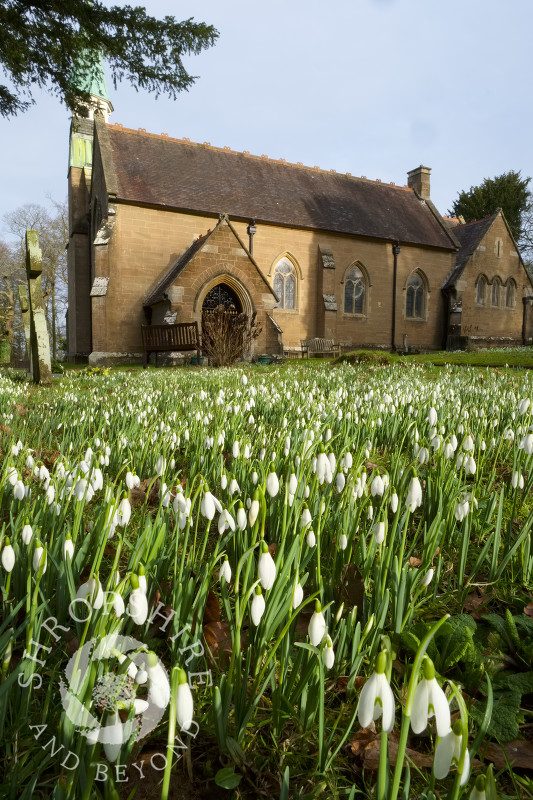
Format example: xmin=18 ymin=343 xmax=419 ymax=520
xmin=106 ymin=122 xmax=412 ymax=191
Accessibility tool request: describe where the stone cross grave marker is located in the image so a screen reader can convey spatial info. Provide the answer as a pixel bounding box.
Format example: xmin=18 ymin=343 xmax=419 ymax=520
xmin=25 ymin=230 xmax=52 ymax=386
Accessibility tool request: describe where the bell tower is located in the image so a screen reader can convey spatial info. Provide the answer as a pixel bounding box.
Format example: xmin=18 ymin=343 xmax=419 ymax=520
xmin=67 ymin=52 xmax=113 ymax=360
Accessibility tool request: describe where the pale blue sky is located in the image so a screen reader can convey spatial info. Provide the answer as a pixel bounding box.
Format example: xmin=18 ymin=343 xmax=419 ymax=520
xmin=1 ymin=0 xmax=532 ymax=241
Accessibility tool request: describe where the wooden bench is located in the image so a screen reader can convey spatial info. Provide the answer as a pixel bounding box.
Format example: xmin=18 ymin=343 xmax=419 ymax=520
xmin=300 ymin=338 xmax=341 ymax=358
xmin=141 ymin=323 xmax=201 ymax=367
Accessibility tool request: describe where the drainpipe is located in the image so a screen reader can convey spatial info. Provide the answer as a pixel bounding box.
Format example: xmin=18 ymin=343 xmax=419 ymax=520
xmin=391 ymin=241 xmax=400 ymax=351
xmin=246 ymin=219 xmax=257 ymax=255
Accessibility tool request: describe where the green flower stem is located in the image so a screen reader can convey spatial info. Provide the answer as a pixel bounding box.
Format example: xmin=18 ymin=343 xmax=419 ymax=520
xmin=161 ymin=665 xmax=180 ymax=800
xmin=390 ymin=614 xmax=449 ymax=800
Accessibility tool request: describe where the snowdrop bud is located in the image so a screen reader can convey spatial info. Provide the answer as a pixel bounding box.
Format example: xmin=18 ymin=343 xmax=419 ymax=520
xmin=367 ymin=504 xmax=373 ymax=520
xmin=301 ymin=506 xmax=312 ymax=528
xmin=32 ymin=540 xmax=46 ymax=573
xmin=176 ymin=667 xmax=194 ymax=731
xmin=292 ymin=581 xmax=304 ymax=610
xmin=125 ymin=471 xmax=135 ymax=490
xmin=304 ymin=485 xmax=310 ymax=499
xmin=308 ymin=600 xmax=327 ymax=647
xmin=219 ymin=557 xmax=232 ymax=584
xmin=266 ymin=464 xmax=279 ymax=498
xmin=236 ymin=504 xmax=247 ymax=531
xmin=128 ymin=575 xmax=148 ymax=625
xmin=155 ymin=456 xmax=165 ymax=475
xmin=145 ymin=651 xmax=170 ymax=709
xmin=306 ymin=529 xmax=316 ymax=548
xmin=63 ymin=535 xmax=74 ymax=560
xmin=324 ymin=636 xmax=335 ymax=670
xmin=258 ymin=541 xmax=276 ymax=590
xmin=339 ymin=533 xmax=348 ymax=550
xmin=22 ymin=524 xmax=33 ymax=545
xmin=390 ymin=492 xmax=399 ymax=513
xmin=13 ymin=479 xmax=25 ymax=501
xmin=232 ymin=441 xmax=240 ymax=459
xmin=428 ymin=407 xmax=437 ymax=426
xmin=249 ymin=492 xmax=260 ymax=526
xmin=512 ymin=471 xmax=520 ymax=489
xmin=422 ymin=567 xmax=434 ymax=586
xmin=201 ymin=490 xmax=217 ymax=521
xmin=7 ymin=467 xmax=18 ymax=486
xmin=112 ymin=592 xmax=125 ymax=617
xmin=26 ymin=453 xmax=34 ymax=469
xmin=252 ymin=471 xmax=258 ymax=485
xmin=103 ymin=710 xmax=123 ymax=763
xmin=1 ymin=539 xmax=15 ymax=572
xmin=251 ymin=586 xmax=265 ymax=626
xmin=220 ymin=474 xmax=228 ymax=490
xmin=372 ymin=521 xmax=386 ymax=545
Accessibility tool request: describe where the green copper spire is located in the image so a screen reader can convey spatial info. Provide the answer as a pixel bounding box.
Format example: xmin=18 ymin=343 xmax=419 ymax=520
xmin=71 ymin=49 xmax=111 ymax=104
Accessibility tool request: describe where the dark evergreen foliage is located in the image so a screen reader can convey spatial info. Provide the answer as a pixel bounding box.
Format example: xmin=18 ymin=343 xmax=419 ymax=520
xmin=0 ymin=0 xmax=218 ymax=116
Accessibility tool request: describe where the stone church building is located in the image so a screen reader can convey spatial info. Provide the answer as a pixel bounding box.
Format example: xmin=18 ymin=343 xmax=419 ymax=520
xmin=67 ymin=77 xmax=533 ymax=364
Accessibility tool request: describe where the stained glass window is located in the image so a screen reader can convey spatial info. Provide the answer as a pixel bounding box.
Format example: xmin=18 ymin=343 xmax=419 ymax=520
xmin=273 ymin=258 xmax=297 ymax=309
xmin=344 ymin=266 xmax=365 ymax=314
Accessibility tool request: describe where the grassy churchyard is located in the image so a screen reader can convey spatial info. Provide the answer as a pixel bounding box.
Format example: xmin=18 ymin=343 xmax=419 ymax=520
xmin=1 ymin=354 xmax=533 ymax=799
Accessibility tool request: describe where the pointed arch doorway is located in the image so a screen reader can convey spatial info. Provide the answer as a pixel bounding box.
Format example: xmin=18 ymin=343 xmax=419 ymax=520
xmin=201 ymin=283 xmax=242 ymax=315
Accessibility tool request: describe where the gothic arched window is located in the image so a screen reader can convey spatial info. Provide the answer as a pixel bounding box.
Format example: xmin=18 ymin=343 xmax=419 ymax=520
xmin=344 ymin=265 xmax=366 ymax=315
xmin=273 ymin=257 xmax=297 ymax=309
xmin=492 ymin=277 xmax=501 ymax=307
xmin=476 ymin=275 xmax=487 ymax=306
xmin=406 ymin=272 xmax=426 ymax=319
xmin=505 ymin=278 xmax=516 ymax=308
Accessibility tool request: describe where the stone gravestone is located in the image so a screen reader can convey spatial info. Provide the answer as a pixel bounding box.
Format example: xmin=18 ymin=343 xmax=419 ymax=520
xmin=25 ymin=230 xmax=52 ymax=386
xmin=18 ymin=285 xmax=32 ymax=373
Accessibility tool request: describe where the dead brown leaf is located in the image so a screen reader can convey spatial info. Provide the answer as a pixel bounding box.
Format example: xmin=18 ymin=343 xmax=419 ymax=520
xmin=335 ymin=563 xmax=365 ymax=610
xmin=203 ymin=589 xmax=221 ymax=625
xmin=349 ymin=726 xmax=434 ymax=771
xmin=481 ymin=740 xmax=533 ymax=770
xmin=408 ymin=556 xmax=423 ymax=568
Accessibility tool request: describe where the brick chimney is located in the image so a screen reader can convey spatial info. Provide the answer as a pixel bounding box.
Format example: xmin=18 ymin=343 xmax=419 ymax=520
xmin=407 ymin=165 xmax=431 ymax=200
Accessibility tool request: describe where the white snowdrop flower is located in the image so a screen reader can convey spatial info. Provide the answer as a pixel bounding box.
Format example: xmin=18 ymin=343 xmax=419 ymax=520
xmin=504 ymin=428 xmax=514 ymax=441
xmin=91 ymin=469 xmax=103 ymax=492
xmin=76 ymin=576 xmax=104 ymax=609
xmin=159 ymin=482 xmax=171 ymax=508
xmin=406 ymin=475 xmax=423 ymax=512
xmin=38 ymin=464 xmax=50 ymax=484
xmin=292 ymin=582 xmax=304 ymax=610
xmin=418 ymin=446 xmax=430 ymax=465
xmin=289 ymin=474 xmax=298 ymax=495
xmin=232 ymin=441 xmax=240 ymax=459
xmin=146 ymin=652 xmax=171 ymax=709
xmin=480 ymin=440 xmax=486 ymax=451
xmin=431 ymin=436 xmax=441 ymax=451
xmin=45 ymin=485 xmax=55 ymax=505
xmin=433 ymin=720 xmax=470 ymax=785
xmin=228 ymin=478 xmax=240 ymax=496
xmin=328 ymin=452 xmax=336 ymax=475
xmin=112 ymin=592 xmax=125 ymax=617
xmin=308 ymin=600 xmax=327 ymax=647
xmin=1 ymin=540 xmax=15 ymax=572
xmin=411 ymin=657 xmax=450 ymax=737
xmin=469 ymin=776 xmax=488 ymax=800
xmin=519 ymin=433 xmax=533 ymax=454
xmin=63 ymin=536 xmax=74 ymax=560
xmin=173 ymin=490 xmax=186 ymax=514
xmin=358 ymin=651 xmax=395 ymax=733
xmin=241 ymin=373 xmax=248 ymax=385
xmin=443 ymin=442 xmax=455 ymax=459
xmin=512 ymin=471 xmax=520 ymax=489
xmin=284 ymin=436 xmax=291 ymax=456
xmin=22 ymin=524 xmax=33 ymax=545
xmin=390 ymin=492 xmax=399 ymax=513
xmin=32 ymin=541 xmax=46 ymax=573
xmin=220 ymin=473 xmax=228 ymax=491
xmin=454 ymin=497 xmax=470 ymax=522
xmin=251 ymin=587 xmax=266 ymax=626
xmin=13 ymin=480 xmax=25 ymax=501
xmin=462 ymin=434 xmax=474 ymax=452
xmin=324 ymin=636 xmax=335 ymax=670
xmin=258 ymin=542 xmax=276 ymax=590
xmin=102 ymin=710 xmax=123 ymax=763
xmin=128 ymin=581 xmax=149 ymax=625
xmin=428 ymin=407 xmax=438 ymax=427
xmin=422 ymin=567 xmax=434 ymax=587
xmin=249 ymin=496 xmax=260 ymax=526
xmin=219 ymin=557 xmax=232 ymax=584
xmin=236 ymin=505 xmax=247 ymax=531
xmin=116 ymin=496 xmax=132 ymax=526
xmin=450 ymin=434 xmax=458 ymax=451
xmin=266 ymin=467 xmax=279 ymax=498
xmin=252 ymin=471 xmax=258 ymax=485
xmin=74 ymin=479 xmax=87 ymax=501
xmin=519 ymin=398 xmax=531 ymax=415
xmin=339 ymin=533 xmax=348 ymax=550
xmin=306 ymin=529 xmax=316 ymax=548
xmin=26 ymin=454 xmax=34 ymax=470
xmin=343 ymin=451 xmax=353 ymax=470
xmin=6 ymin=466 xmax=18 ymax=486
xmin=155 ymin=456 xmax=165 ymax=475
xmin=367 ymin=504 xmax=374 ymax=520
xmin=201 ymin=490 xmax=222 ymax=521
xmin=304 ymin=485 xmax=310 ymax=499
xmin=464 ymin=455 xmax=476 ymax=475
xmin=370 ymin=475 xmax=384 ymax=497
xmin=176 ymin=668 xmax=194 ymax=730
xmin=301 ymin=506 xmax=312 ymax=529
xmin=218 ymin=509 xmax=235 ymax=534
xmin=372 ymin=521 xmax=386 ymax=545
